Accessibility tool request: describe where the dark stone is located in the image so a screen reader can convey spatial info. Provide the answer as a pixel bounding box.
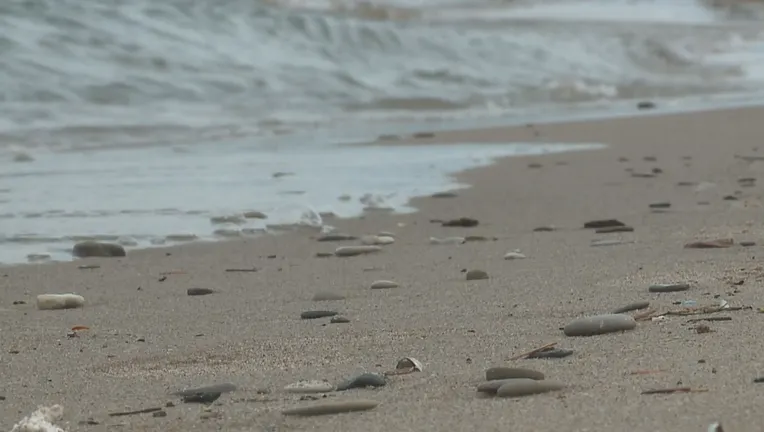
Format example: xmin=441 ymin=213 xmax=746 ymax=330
xmin=72 ymin=241 xmax=126 ymax=258
xmin=583 ymin=219 xmax=625 ymax=229
xmin=301 ymin=311 xmax=338 ymax=320
xmin=527 ymin=348 xmax=574 ymax=359
xmin=442 ymin=218 xmax=479 ymax=227
xmin=723 ymin=195 xmax=739 ymax=201
xmin=330 ymin=316 xmax=350 ymax=324
xmin=649 ymin=202 xmax=671 ymax=209
xmin=182 ymin=392 xmax=221 ymax=404
xmin=431 ymin=192 xmax=458 ymax=198
xmin=187 ymin=288 xmax=214 ymax=296
xmin=533 ymin=226 xmax=556 ymax=232
xmin=336 ymin=373 xmax=386 ymax=391
xmin=595 ymin=226 xmax=634 ymax=234
xmin=637 ymin=101 xmax=655 ymax=110
xmin=740 ymin=241 xmax=756 ymax=247
xmin=612 ymin=301 xmax=650 ymax=314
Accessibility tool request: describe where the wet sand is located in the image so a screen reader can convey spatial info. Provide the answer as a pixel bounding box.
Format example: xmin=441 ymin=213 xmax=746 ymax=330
xmin=3 ymin=106 xmax=764 ymax=431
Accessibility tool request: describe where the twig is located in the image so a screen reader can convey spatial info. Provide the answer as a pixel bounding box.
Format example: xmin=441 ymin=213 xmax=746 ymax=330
xmin=508 ymin=342 xmax=557 ymax=361
xmin=641 ymin=387 xmax=708 ymax=395
xmin=108 ymin=407 xmax=163 ymax=417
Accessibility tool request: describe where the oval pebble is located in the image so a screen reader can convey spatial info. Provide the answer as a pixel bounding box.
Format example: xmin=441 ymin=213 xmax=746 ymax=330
xmin=330 ymin=316 xmax=350 ymax=324
xmin=466 ymin=270 xmax=489 ymax=281
xmin=563 ymin=314 xmax=636 ymax=337
xmin=503 ymin=252 xmax=527 ymax=260
xmin=317 ymin=234 xmax=357 ymax=242
xmin=284 ymin=380 xmax=335 ymax=394
xmin=370 ymin=280 xmax=399 ymax=289
xmin=336 ymin=373 xmax=386 ymax=391
xmin=312 ymin=292 xmax=346 ymax=301
xmin=282 ymin=400 xmax=379 ymax=417
xmin=612 ymin=301 xmax=650 ymax=314
xmin=335 ymin=246 xmax=382 ymax=257
xmin=360 ymin=235 xmax=395 ymax=245
xmin=649 ymin=283 xmax=690 ymax=293
xmin=187 ymin=288 xmax=214 ymax=296
xmin=300 ymin=311 xmax=338 ymax=320
xmin=496 ymin=379 xmax=565 ymax=398
xmin=477 ymin=379 xmax=528 ymax=395
xmin=485 ymin=367 xmax=544 ymax=381
xmin=37 ymin=294 xmax=85 ymax=310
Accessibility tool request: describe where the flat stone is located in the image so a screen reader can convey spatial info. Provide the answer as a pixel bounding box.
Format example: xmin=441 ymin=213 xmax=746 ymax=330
xmin=595 ymin=226 xmax=634 ymax=234
xmin=300 ymin=311 xmax=338 ymax=319
xmin=336 ymin=373 xmax=386 ymax=391
xmin=485 ymin=367 xmax=544 ymax=381
xmin=282 ymin=400 xmax=379 ymax=417
xmin=465 ymin=236 xmax=491 ymax=242
xmin=335 ymin=246 xmax=382 ymax=257
xmin=187 ymin=288 xmax=214 ymax=296
xmin=496 ymin=379 xmax=565 ymax=398
xmin=649 ymin=202 xmax=671 ymax=209
xmin=284 ymin=380 xmax=335 ymax=394
xmin=370 ymin=280 xmax=399 ymax=289
xmin=612 ymin=301 xmax=650 ymax=314
xmin=591 ymin=239 xmax=633 ymax=247
xmin=583 ymin=219 xmax=625 ymax=229
xmin=442 ymin=217 xmax=479 ymax=227
xmin=72 ymin=241 xmax=126 ymax=258
xmin=430 ymin=237 xmax=466 ymax=245
xmin=527 ymin=348 xmax=574 ymax=359
xmin=312 ymin=292 xmax=346 ymax=301
xmin=37 ymin=293 xmax=85 ymax=310
xmin=564 ymin=314 xmax=636 ymax=337
xmin=173 ymin=383 xmax=237 ymax=397
xmin=740 ymin=241 xmax=756 ymax=247
xmin=684 ymin=238 xmax=734 ymax=249
xmin=649 ymin=283 xmax=690 ymax=293
xmin=318 ymin=234 xmax=357 ymax=242
xmin=182 ymin=392 xmax=220 ymax=404
xmin=477 ymin=379 xmax=525 ymax=395
xmin=243 ymin=211 xmax=267 ymax=219
xmin=533 ymin=226 xmax=557 ymax=232
xmin=360 ymin=235 xmax=395 ymax=245
xmin=503 ymin=252 xmax=527 ymax=260
xmin=431 ymin=192 xmax=458 ymax=198
xmin=330 ymin=316 xmax=350 ymax=324
xmin=466 ymin=270 xmax=489 ymax=281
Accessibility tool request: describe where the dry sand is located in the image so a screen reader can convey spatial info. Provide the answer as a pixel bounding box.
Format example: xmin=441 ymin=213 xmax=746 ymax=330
xmin=3 ymin=106 xmax=764 ymax=431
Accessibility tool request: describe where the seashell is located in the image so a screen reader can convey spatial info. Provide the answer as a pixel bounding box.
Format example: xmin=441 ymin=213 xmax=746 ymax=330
xmin=395 ymin=357 xmax=423 ymax=372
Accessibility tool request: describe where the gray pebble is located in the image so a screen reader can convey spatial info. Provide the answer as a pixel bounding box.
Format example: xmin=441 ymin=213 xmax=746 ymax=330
xmin=649 ymin=283 xmax=690 ymax=293
xmin=317 ymin=234 xmax=357 ymax=242
xmin=477 ymin=379 xmax=523 ymax=395
xmin=336 ymin=373 xmax=386 ymax=391
xmin=282 ymin=400 xmax=379 ymax=416
xmin=187 ymin=288 xmax=214 ymax=296
xmin=301 ymin=311 xmax=338 ymax=320
xmin=312 ymin=292 xmax=346 ymax=301
xmin=284 ymin=380 xmax=335 ymax=394
xmin=485 ymin=367 xmax=544 ymax=381
xmin=173 ymin=383 xmax=237 ymax=397
xmin=182 ymin=392 xmax=221 ymax=404
xmin=72 ymin=241 xmax=126 ymax=258
xmin=612 ymin=301 xmax=650 ymax=314
xmin=335 ymin=246 xmax=382 ymax=257
xmin=466 ymin=269 xmax=489 ymax=281
xmin=527 ymin=348 xmax=574 ymax=359
xmin=330 ymin=316 xmax=350 ymax=324
xmin=496 ymin=379 xmax=565 ymax=398
xmin=564 ymin=314 xmax=636 ymax=337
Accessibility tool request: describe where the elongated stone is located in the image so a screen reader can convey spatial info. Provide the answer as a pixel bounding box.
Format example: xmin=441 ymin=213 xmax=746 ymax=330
xmin=370 ymin=280 xmax=398 ymax=289
xmin=300 ymin=311 xmax=338 ymax=319
xmin=564 ymin=314 xmax=636 ymax=337
xmin=649 ymin=283 xmax=690 ymax=293
xmin=583 ymin=219 xmax=625 ymax=229
xmin=466 ymin=270 xmax=488 ymax=281
xmin=187 ymin=288 xmax=214 ymax=296
xmin=360 ymin=235 xmax=395 ymax=245
xmin=37 ymin=294 xmax=85 ymax=310
xmin=485 ymin=367 xmax=544 ymax=381
xmin=72 ymin=241 xmax=126 ymax=258
xmin=477 ymin=379 xmax=525 ymax=395
xmin=317 ymin=234 xmax=357 ymax=242
xmin=335 ymin=246 xmax=382 ymax=257
xmin=336 ymin=373 xmax=386 ymax=391
xmin=496 ymin=379 xmax=565 ymax=398
xmin=312 ymin=292 xmax=346 ymax=301
xmin=284 ymin=380 xmax=335 ymax=394
xmin=612 ymin=301 xmax=650 ymax=313
xmin=282 ymin=400 xmax=379 ymax=416
xmin=173 ymin=383 xmax=237 ymax=397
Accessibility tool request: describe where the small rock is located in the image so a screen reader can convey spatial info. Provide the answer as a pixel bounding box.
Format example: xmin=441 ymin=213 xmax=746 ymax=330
xmin=465 ymin=236 xmax=491 ymax=242
xmin=72 ymin=241 xmax=126 ymax=258
xmin=315 ymin=252 xmax=333 ymax=258
xmin=182 ymin=392 xmax=221 ymax=404
xmin=430 ymin=237 xmax=466 ymax=245
xmin=330 ymin=316 xmax=350 ymax=324
xmin=591 ymin=239 xmax=632 ymax=247
xmin=284 ymin=380 xmax=335 ymax=394
xmin=477 ymin=379 xmax=521 ymax=395
xmin=243 ymin=211 xmax=267 ymax=219
xmin=431 ymin=192 xmax=458 ymax=198
xmin=174 ymin=383 xmax=237 ymax=397
xmin=496 ymin=379 xmax=565 ymax=398
xmin=395 ymin=357 xmax=424 ymax=371
xmin=533 ymin=226 xmax=557 ymax=232
xmin=632 ymin=172 xmax=655 ymax=178
xmin=187 ymin=288 xmax=214 ymax=296
xmin=583 ymin=219 xmax=625 ymax=229
xmin=612 ymin=301 xmax=650 ymax=314
xmin=370 ymin=280 xmax=399 ymax=289
xmin=465 ymin=270 xmax=489 ymax=281
xmin=282 ymin=400 xmax=379 ymax=417
xmin=637 ymin=101 xmax=655 ymax=110
xmin=723 ymin=195 xmax=739 ymax=201
xmin=336 ymin=373 xmax=386 ymax=391
xmin=649 ymin=283 xmax=690 ymax=293
xmin=318 ymin=233 xmax=357 ymax=242
xmin=360 ymin=235 xmax=395 ymax=246
xmin=442 ymin=217 xmax=479 ymax=227
xmin=503 ymin=251 xmax=526 ymax=260
xmin=485 ymin=367 xmax=544 ymax=381
xmin=301 ymin=311 xmax=338 ymax=319
xmin=740 ymin=241 xmax=756 ymax=247
xmin=527 ymin=348 xmax=573 ymax=359
xmin=312 ymin=292 xmax=346 ymax=301
xmin=37 ymin=293 xmax=85 ymax=310
xmin=649 ymin=202 xmax=671 ymax=209
xmin=684 ymin=238 xmax=734 ymax=249
xmin=335 ymin=246 xmax=382 ymax=257
xmin=564 ymin=314 xmax=636 ymax=337
xmin=152 ymin=411 xmax=167 ymax=418
xmin=595 ymin=226 xmax=634 ymax=233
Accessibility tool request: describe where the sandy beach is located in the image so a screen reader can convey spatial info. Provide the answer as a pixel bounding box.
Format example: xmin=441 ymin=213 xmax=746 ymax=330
xmin=3 ymin=106 xmax=764 ymax=431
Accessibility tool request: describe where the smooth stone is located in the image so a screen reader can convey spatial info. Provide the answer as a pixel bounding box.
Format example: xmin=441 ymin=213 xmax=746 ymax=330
xmin=583 ymin=219 xmax=625 ymax=229
xmin=533 ymin=226 xmax=557 ymax=232
xmin=485 ymin=367 xmax=544 ymax=381
xmin=284 ymin=380 xmax=335 ymax=394
xmin=591 ymin=239 xmax=632 ymax=247
xmin=442 ymin=217 xmax=479 ymax=227
xmin=595 ymin=226 xmax=634 ymax=234
xmin=282 ymin=400 xmax=379 ymax=416
xmin=378 ymin=231 xmax=395 ymax=237
xmin=173 ymin=383 xmax=237 ymax=397
xmin=187 ymin=288 xmax=214 ymax=296
xmin=527 ymin=348 xmax=574 ymax=359
xmin=684 ymin=238 xmax=734 ymax=249
xmin=465 ymin=270 xmax=489 ymax=281
xmin=312 ymin=292 xmax=346 ymax=301
xmin=336 ymin=373 xmax=386 ymax=391
xmin=431 ymin=192 xmax=458 ymax=198
xmin=503 ymin=251 xmax=526 ymax=260
xmin=430 ymin=236 xmax=465 ymax=245
xmin=496 ymin=379 xmax=565 ymax=398
xmin=72 ymin=241 xmax=126 ymax=258
xmin=182 ymin=392 xmax=220 ymax=404
xmin=477 ymin=379 xmax=522 ymax=395
xmin=318 ymin=234 xmax=357 ymax=242
xmin=612 ymin=301 xmax=650 ymax=314
xmin=330 ymin=316 xmax=350 ymax=324
xmin=649 ymin=202 xmax=671 ymax=209
xmin=370 ymin=280 xmax=399 ymax=289
xmin=741 ymin=241 xmax=756 ymax=247
xmin=335 ymin=246 xmax=382 ymax=257
xmin=243 ymin=211 xmax=267 ymax=219
xmin=564 ymin=314 xmax=636 ymax=337
xmin=649 ymin=283 xmax=690 ymax=293
xmin=301 ymin=311 xmax=338 ymax=319
xmin=465 ymin=235 xmax=492 ymax=242
xmin=360 ymin=235 xmax=395 ymax=245
xmin=36 ymin=293 xmax=85 ymax=310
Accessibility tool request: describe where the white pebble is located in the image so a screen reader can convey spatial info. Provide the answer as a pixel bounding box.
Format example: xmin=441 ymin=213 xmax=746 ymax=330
xmin=361 ymin=235 xmax=395 ymax=245
xmin=503 ymin=251 xmax=527 ymax=260
xmin=37 ymin=294 xmax=85 ymax=311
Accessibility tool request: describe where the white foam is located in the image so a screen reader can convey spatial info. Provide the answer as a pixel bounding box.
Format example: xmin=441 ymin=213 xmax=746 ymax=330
xmin=11 ymin=405 xmax=66 ymax=432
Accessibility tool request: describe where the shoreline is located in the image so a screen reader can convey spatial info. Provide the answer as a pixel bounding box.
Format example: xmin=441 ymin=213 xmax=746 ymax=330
xmin=4 ymin=105 xmax=764 ymax=431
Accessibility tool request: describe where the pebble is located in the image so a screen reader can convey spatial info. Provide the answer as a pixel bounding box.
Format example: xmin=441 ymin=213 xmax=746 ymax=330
xmin=318 ymin=234 xmax=357 ymax=242
xmin=442 ymin=217 xmax=479 ymax=227
xmin=649 ymin=283 xmax=690 ymax=293
xmin=564 ymin=314 xmax=636 ymax=337
xmin=284 ymin=380 xmax=335 ymax=394
xmin=466 ymin=270 xmax=489 ymax=281
xmin=595 ymin=226 xmax=634 ymax=234
xmin=649 ymin=202 xmax=671 ymax=209
xmin=477 ymin=379 xmax=522 ymax=395
xmin=173 ymin=383 xmax=237 ymax=397
xmin=684 ymin=238 xmax=734 ymax=249
xmin=182 ymin=392 xmax=221 ymax=404
xmin=312 ymin=292 xmax=346 ymax=301
xmin=301 ymin=311 xmax=338 ymax=319
xmin=370 ymin=280 xmax=399 ymax=289
xmin=631 ymin=172 xmax=655 ymax=178
xmin=330 ymin=316 xmax=350 ymax=324
xmin=430 ymin=236 xmax=466 ymax=245
xmin=37 ymin=294 xmax=85 ymax=310
xmin=282 ymin=400 xmax=379 ymax=417
xmin=591 ymin=239 xmax=632 ymax=247
xmin=496 ymin=379 xmax=565 ymax=398
xmin=335 ymin=246 xmax=382 ymax=257
xmin=360 ymin=235 xmax=395 ymax=245
xmin=465 ymin=235 xmax=492 ymax=242
xmin=583 ymin=219 xmax=625 ymax=229
xmin=527 ymin=348 xmax=574 ymax=359
xmin=187 ymin=288 xmax=214 ymax=296
xmin=503 ymin=251 xmax=527 ymax=260
xmin=740 ymin=241 xmax=756 ymax=247
xmin=243 ymin=211 xmax=267 ymax=219
xmin=485 ymin=367 xmax=544 ymax=381
xmin=336 ymin=373 xmax=386 ymax=391
xmin=612 ymin=301 xmax=650 ymax=313
xmin=72 ymin=241 xmax=126 ymax=258
xmin=431 ymin=192 xmax=458 ymax=198
xmin=533 ymin=226 xmax=557 ymax=232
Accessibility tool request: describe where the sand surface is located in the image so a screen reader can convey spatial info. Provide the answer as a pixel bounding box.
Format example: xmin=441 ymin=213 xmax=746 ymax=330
xmin=3 ymin=106 xmax=764 ymax=431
